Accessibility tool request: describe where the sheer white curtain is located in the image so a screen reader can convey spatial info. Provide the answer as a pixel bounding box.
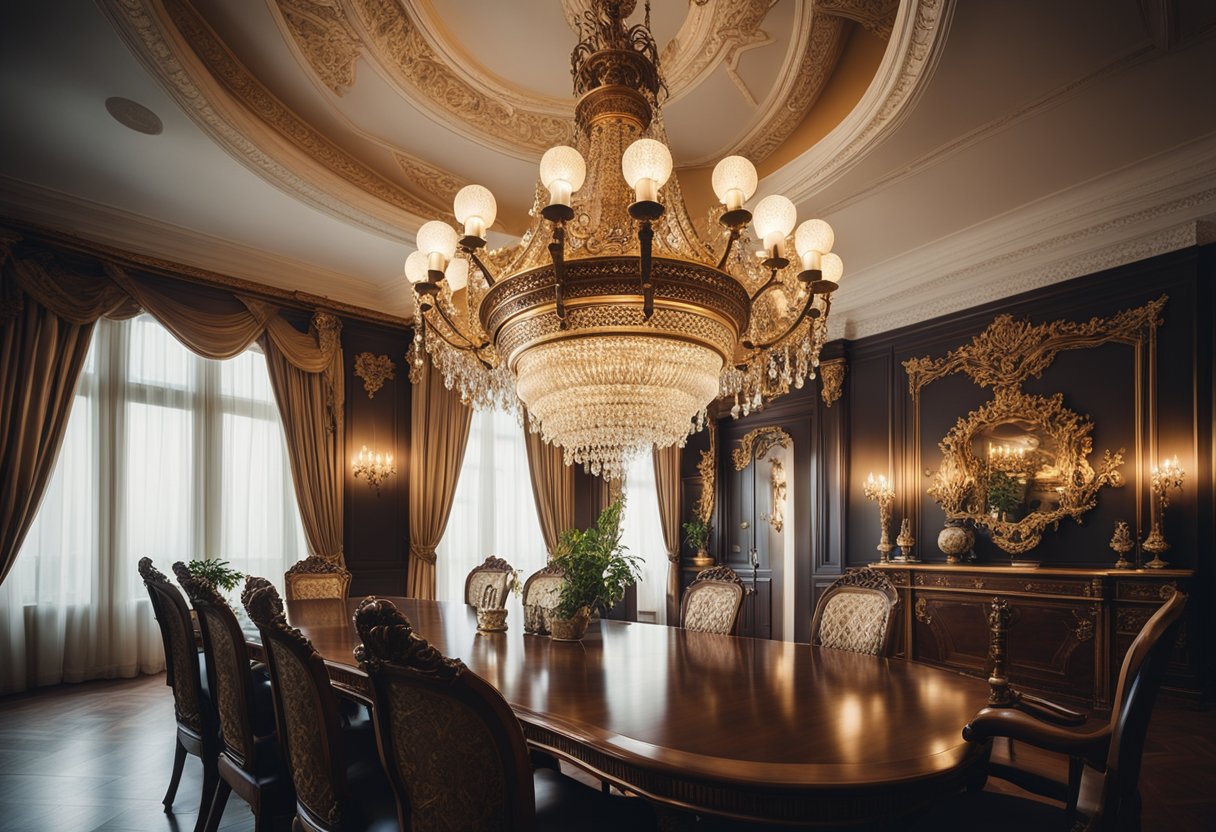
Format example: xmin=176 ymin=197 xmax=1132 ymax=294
xmin=0 ymin=315 xmax=306 ymax=694
xmin=436 ymin=408 xmax=547 ymax=604
xmin=621 ymin=453 xmax=669 ymax=625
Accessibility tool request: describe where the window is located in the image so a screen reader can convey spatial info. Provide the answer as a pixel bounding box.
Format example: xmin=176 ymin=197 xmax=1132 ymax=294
xmin=435 ymin=408 xmax=547 ymax=604
xmin=620 ymin=453 xmax=670 ymax=625
xmin=0 ymin=315 xmax=306 ymax=694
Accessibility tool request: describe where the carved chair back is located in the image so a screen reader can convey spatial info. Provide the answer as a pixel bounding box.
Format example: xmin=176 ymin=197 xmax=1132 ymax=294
xmin=354 ymin=597 xmax=536 ymax=830
xmin=809 ymin=568 xmax=900 ymax=656
xmin=139 ymin=557 xmax=209 ymax=736
xmin=244 ymin=582 xmax=352 ymax=831
xmin=173 ymin=563 xmax=262 ymax=771
xmin=522 ymin=564 xmax=565 ymax=634
xmin=680 ymin=565 xmax=746 ymax=635
xmin=464 ymin=555 xmax=514 ymax=608
xmin=284 ymin=555 xmax=352 ymax=602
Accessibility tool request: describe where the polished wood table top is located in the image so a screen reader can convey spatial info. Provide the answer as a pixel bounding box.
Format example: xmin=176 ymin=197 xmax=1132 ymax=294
xmin=276 ymin=597 xmax=993 ymax=826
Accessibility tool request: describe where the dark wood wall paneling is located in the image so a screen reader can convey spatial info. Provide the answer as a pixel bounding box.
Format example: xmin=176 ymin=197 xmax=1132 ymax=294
xmin=341 ymin=320 xmax=411 ymax=596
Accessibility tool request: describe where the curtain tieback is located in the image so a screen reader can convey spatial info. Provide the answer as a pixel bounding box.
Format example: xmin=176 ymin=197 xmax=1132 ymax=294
xmin=667 ymin=549 xmax=680 ymax=564
xmin=410 ymin=545 xmax=438 ymax=565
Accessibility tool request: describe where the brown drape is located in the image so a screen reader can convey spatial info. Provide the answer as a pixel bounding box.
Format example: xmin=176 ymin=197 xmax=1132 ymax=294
xmin=0 ymin=234 xmax=345 ymax=586
xmin=524 ymin=422 xmax=574 ymax=557
xmin=653 ymin=444 xmax=682 ymax=624
xmin=407 ymin=356 xmax=472 ymax=599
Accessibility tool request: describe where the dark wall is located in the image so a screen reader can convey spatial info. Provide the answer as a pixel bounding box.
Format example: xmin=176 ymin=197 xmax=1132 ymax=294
xmin=341 ymin=320 xmax=412 ymax=596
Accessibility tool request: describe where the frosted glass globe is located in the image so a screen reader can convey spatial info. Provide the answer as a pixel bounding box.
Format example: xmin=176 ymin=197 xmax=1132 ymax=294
xmin=795 ymin=219 xmax=834 ymax=257
xmin=711 ymin=156 xmax=758 ymax=206
xmin=453 ymin=184 xmax=497 ymax=233
xmin=404 ymin=251 xmax=429 ymax=284
xmin=752 ymin=195 xmax=797 ymax=249
xmin=445 ymin=257 xmax=469 ymax=291
xmin=539 ymin=146 xmax=587 ymax=192
xmin=416 ymin=221 xmax=458 ymax=260
xmin=621 ymin=139 xmax=673 ymax=189
xmin=821 ymin=252 xmax=844 ymax=284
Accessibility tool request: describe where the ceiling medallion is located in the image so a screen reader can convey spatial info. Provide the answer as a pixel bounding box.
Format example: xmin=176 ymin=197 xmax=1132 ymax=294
xmin=406 ymin=1 xmax=844 ymax=480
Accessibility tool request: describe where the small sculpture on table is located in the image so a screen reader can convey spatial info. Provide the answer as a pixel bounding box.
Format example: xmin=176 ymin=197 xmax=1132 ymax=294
xmin=896 ymin=518 xmax=919 ymax=563
xmin=1109 ymin=521 xmax=1135 ymax=570
xmin=863 ymin=473 xmax=895 ymax=563
xmin=1142 ymin=456 xmax=1184 ymax=569
xmin=475 ymin=584 xmax=508 ymax=632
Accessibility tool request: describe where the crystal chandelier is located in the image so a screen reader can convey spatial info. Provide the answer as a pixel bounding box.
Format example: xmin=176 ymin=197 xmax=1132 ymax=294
xmin=407 ymin=1 xmax=843 ymax=480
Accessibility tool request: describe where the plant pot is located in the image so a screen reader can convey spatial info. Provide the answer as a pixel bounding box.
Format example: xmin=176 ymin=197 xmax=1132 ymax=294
xmin=690 ymin=548 xmax=714 ymax=567
xmin=476 ymin=607 xmax=508 ymax=632
xmin=548 ymin=607 xmax=590 ymax=642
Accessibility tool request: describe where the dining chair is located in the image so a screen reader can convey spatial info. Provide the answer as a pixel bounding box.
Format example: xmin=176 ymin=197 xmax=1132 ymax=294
xmin=808 ymin=567 xmax=900 ymax=656
xmin=522 ymin=563 xmax=565 ymax=635
xmin=173 ymin=564 xmax=294 ymax=832
xmin=138 ymin=557 xmax=220 ymax=832
xmin=679 ymin=565 xmax=746 ymax=635
xmin=916 ymin=589 xmax=1188 ymax=831
xmin=464 ymin=554 xmax=515 ymax=607
xmin=243 ymin=582 xmax=397 ymax=832
xmin=284 ymin=555 xmax=352 ymax=601
xmin=353 ymin=596 xmax=656 ymax=830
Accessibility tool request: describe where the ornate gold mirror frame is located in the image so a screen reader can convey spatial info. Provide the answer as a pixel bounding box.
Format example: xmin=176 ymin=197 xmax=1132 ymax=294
xmin=904 ymin=296 xmax=1166 ymax=556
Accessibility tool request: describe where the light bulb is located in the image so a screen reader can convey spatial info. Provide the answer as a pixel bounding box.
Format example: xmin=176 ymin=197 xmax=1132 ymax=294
xmin=416 ymin=221 xmax=458 ymax=271
xmin=453 ymin=184 xmax=497 ymax=238
xmin=821 ymin=252 xmax=843 ymax=285
xmin=404 ymin=250 xmax=429 ymax=284
xmin=445 ymin=257 xmax=469 ymax=292
xmin=752 ymin=195 xmax=797 ymax=254
xmin=621 ymin=138 xmax=673 ymax=203
xmin=539 ymin=145 xmax=586 ymax=207
xmin=712 ymin=155 xmax=757 ymax=211
xmin=795 ymin=219 xmax=834 ymax=271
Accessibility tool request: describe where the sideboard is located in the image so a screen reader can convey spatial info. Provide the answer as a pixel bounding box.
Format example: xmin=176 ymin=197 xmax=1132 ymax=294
xmin=870 ymin=563 xmax=1194 ymax=708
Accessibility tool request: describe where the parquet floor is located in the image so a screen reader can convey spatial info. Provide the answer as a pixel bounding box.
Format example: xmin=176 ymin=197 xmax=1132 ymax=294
xmin=0 ymin=674 xmax=1212 ymax=831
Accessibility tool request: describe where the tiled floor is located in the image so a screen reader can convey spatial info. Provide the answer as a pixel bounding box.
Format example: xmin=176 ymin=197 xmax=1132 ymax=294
xmin=1 ymin=674 xmax=1212 ymax=831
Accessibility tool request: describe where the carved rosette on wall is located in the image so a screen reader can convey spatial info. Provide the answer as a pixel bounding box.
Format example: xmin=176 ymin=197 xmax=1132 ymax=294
xmin=819 ymin=358 xmax=845 ymax=407
xmin=906 ymin=296 xmax=1167 ymax=556
xmin=354 ymin=352 xmax=395 ymax=398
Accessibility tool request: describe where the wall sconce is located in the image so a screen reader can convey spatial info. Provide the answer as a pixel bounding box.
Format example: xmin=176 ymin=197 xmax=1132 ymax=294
xmin=1142 ymin=455 xmax=1184 ymax=569
xmin=352 ymin=444 xmax=396 ymax=493
xmin=863 ymin=473 xmax=895 ymax=563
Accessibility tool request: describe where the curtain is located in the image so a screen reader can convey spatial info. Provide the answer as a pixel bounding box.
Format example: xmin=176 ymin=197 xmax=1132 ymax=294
xmin=435 ymin=408 xmax=548 ymax=604
xmin=407 ymin=357 xmax=472 ymax=599
xmin=0 ymin=315 xmax=307 ymax=694
xmin=653 ymin=445 xmax=682 ymax=625
xmin=621 ymin=453 xmax=670 ymax=625
xmin=523 ymin=422 xmax=574 ymax=556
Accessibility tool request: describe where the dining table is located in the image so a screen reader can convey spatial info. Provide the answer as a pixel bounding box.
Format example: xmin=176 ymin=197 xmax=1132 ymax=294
xmin=250 ymin=596 xmax=994 ymax=828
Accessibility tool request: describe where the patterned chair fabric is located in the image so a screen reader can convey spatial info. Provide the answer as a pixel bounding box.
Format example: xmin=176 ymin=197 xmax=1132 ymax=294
xmin=284 ymin=555 xmax=352 ymax=601
xmin=522 ymin=564 xmax=565 ymax=635
xmin=810 ymin=568 xmax=900 ymax=657
xmin=464 ymin=555 xmax=514 ymax=608
xmin=680 ymin=566 xmax=746 ymax=635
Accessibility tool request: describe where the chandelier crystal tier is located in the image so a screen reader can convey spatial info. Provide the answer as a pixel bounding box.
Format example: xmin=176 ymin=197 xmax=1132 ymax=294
xmin=407 ymin=0 xmax=844 ymax=480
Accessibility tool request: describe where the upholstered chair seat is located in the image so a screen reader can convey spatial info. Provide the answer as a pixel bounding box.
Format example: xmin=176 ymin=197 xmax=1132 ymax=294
xmin=284 ymin=555 xmax=352 ymax=601
xmin=465 ymin=555 xmax=515 ymax=608
xmin=810 ymin=568 xmax=900 ymax=656
xmin=680 ymin=565 xmax=746 ymax=635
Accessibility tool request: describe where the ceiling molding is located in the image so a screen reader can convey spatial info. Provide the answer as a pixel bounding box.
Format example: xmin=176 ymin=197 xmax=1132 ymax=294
xmin=828 ymin=134 xmax=1216 ymax=340
xmin=760 ymin=0 xmax=955 ymax=205
xmin=0 ymin=176 xmax=412 ymax=320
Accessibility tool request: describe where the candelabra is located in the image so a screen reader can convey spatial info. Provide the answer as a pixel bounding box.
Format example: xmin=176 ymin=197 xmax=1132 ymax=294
xmin=1142 ymin=456 xmax=1184 ymax=569
xmin=352 ymin=445 xmax=396 ymax=492
xmin=863 ymin=473 xmax=895 ymax=563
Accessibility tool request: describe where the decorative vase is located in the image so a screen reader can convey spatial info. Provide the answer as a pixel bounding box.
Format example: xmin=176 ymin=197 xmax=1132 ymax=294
xmin=548 ymin=606 xmax=591 ymax=642
xmin=937 ymin=522 xmax=974 ymax=564
xmin=690 ymin=548 xmax=714 ymax=567
xmin=476 ymin=607 xmax=508 ymax=632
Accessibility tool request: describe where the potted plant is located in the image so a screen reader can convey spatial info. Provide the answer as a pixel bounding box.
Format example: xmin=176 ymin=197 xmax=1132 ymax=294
xmin=548 ymin=501 xmax=643 ymax=641
xmin=682 ymin=517 xmax=712 ymax=566
xmin=186 ymin=559 xmax=244 ymax=594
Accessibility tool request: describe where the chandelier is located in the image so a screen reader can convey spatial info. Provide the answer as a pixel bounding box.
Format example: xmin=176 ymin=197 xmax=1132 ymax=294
xmin=406 ymin=1 xmax=843 ymax=480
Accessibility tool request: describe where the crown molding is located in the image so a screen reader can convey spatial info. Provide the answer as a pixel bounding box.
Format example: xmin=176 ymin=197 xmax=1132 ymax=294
xmin=0 ymin=176 xmax=413 ymax=320
xmin=827 ymin=134 xmax=1216 ymax=340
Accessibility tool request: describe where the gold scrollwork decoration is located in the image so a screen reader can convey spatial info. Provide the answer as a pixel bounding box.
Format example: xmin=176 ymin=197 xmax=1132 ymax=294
xmin=819 ymin=358 xmax=845 ymax=408
xmin=695 ymin=420 xmax=717 ymax=525
xmin=914 ymin=596 xmax=932 ymax=626
xmin=732 ymin=426 xmax=792 ymax=471
xmin=354 ymin=352 xmax=396 ymax=398
xmin=1071 ymin=607 xmax=1097 ymax=643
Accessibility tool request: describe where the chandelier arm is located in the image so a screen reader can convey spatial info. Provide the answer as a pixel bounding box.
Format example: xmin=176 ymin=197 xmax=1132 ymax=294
xmin=465 ymin=249 xmax=497 ymax=287
xmin=420 ymin=314 xmax=495 ymax=370
xmin=639 ymin=220 xmax=655 ymax=320
xmin=747 ymin=289 xmax=821 ymax=352
xmin=424 ymin=304 xmax=492 ymax=359
xmin=548 ymin=223 xmax=569 ymax=329
xmin=716 ymin=228 xmax=741 ymax=271
xmin=747 ymin=267 xmax=782 ymax=303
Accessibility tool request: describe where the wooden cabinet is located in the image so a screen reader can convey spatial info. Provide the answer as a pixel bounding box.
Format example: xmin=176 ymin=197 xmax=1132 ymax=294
xmin=872 ymin=563 xmax=1194 ymax=708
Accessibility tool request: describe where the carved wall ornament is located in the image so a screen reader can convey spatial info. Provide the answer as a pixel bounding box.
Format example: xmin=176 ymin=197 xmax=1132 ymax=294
xmin=354 ymin=352 xmax=395 ymax=398
xmin=908 ymin=297 xmax=1166 ymax=555
xmin=732 ymin=426 xmax=792 ymax=471
xmin=695 ymin=420 xmax=717 ymax=525
xmin=914 ymin=596 xmax=932 ymax=626
xmin=819 ymin=358 xmax=846 ymax=407
xmin=274 ymin=0 xmax=362 ymax=96
xmin=769 ymin=457 xmax=787 ymax=533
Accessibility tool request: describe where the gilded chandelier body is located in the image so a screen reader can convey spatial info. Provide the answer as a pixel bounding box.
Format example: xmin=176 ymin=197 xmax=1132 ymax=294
xmin=407 ymin=1 xmax=842 ymax=479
